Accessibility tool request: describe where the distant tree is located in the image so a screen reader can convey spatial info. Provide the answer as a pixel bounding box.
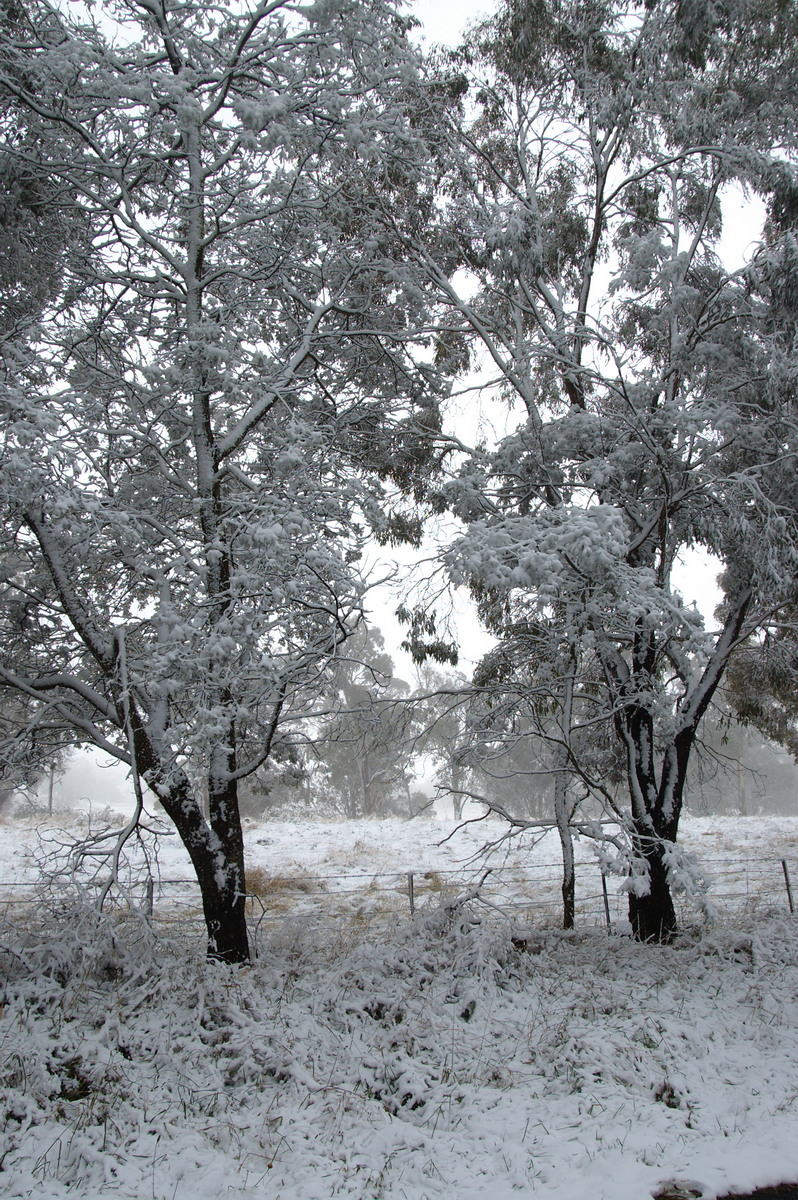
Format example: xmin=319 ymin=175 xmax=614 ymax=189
xmin=0 ymin=0 xmax=447 ymax=959
xmin=236 ymin=743 xmax=309 ymax=821
xmin=686 ymin=693 xmax=798 ymax=817
xmin=409 ymin=665 xmax=475 ymax=819
xmin=316 ymin=627 xmax=418 ymax=818
xmin=0 ymin=693 xmax=68 ymax=814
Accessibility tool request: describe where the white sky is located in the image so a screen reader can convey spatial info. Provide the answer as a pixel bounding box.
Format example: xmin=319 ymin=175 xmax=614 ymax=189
xmin=409 ymin=0 xmax=496 ymax=44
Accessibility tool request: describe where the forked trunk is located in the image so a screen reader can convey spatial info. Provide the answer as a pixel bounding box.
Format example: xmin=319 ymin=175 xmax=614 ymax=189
xmin=621 ymin=590 xmax=753 ymax=943
xmin=157 ymin=779 xmax=251 ymax=962
xmin=162 ymin=777 xmax=251 ymax=963
xmin=136 ymin=728 xmax=251 ymax=962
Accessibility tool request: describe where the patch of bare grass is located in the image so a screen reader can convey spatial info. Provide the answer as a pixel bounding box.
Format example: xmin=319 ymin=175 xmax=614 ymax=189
xmin=246 ymin=866 xmax=326 ymax=899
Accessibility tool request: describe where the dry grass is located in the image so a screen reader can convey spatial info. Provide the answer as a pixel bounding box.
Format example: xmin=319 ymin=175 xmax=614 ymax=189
xmin=246 ymin=866 xmax=326 ymax=898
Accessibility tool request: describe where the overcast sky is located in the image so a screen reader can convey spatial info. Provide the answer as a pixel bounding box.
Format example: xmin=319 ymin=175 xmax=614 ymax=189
xmin=410 ymin=0 xmax=495 ymax=45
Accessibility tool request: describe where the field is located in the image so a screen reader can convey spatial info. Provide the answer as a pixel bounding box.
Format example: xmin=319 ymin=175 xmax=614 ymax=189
xmin=1 ymin=813 xmax=798 ymax=1200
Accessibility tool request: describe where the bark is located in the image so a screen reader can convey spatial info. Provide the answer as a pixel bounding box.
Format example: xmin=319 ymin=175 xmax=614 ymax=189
xmin=621 ymin=723 xmax=682 ymax=944
xmin=160 ymin=772 xmax=250 ymax=963
xmin=560 ymin=847 xmax=575 ymax=930
xmin=205 ymin=729 xmax=249 ymax=963
xmin=131 ymin=712 xmax=250 ymax=962
xmin=628 ymin=840 xmax=677 ymax=943
xmin=554 ymin=634 xmax=576 ymax=930
xmin=554 ymin=759 xmax=575 ymax=929
xmin=193 ymin=852 xmax=250 ymax=964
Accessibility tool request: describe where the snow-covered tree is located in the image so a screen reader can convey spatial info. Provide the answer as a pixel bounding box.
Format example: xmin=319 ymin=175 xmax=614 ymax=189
xmin=408 ymin=0 xmax=798 ymax=939
xmin=0 ymin=0 xmax=447 ymax=960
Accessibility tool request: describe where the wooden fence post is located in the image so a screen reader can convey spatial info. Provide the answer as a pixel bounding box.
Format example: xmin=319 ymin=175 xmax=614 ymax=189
xmin=408 ymin=872 xmax=415 ymax=917
xmin=782 ymin=860 xmax=795 ymax=915
xmin=601 ymin=872 xmax=611 ymax=930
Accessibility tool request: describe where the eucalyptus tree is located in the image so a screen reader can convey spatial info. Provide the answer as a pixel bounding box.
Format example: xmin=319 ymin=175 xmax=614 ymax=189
xmin=314 ymin=625 xmax=418 ymax=818
xmin=0 ymin=0 xmax=448 ymax=960
xmin=405 ymin=0 xmax=798 ymax=939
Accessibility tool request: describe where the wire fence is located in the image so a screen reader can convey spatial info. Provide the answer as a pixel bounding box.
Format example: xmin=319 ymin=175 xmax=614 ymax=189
xmin=1 ymin=853 xmax=795 ymax=943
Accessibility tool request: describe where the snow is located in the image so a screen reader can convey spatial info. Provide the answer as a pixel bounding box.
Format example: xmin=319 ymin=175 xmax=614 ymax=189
xmin=1 ymin=813 xmax=798 ymax=1200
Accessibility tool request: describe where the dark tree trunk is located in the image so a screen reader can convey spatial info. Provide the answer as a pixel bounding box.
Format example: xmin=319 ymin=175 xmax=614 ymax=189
xmin=561 ymin=871 xmax=575 ymax=930
xmin=157 ymin=775 xmax=250 ymax=962
xmin=161 ymin=773 xmax=250 ymax=963
xmin=203 ymin=729 xmax=250 ymax=963
xmin=621 ymin=704 xmax=681 ymax=944
xmin=133 ymin=714 xmax=250 ymax=963
xmin=194 ymin=858 xmax=250 ymax=963
xmin=628 ymin=841 xmax=677 ymax=943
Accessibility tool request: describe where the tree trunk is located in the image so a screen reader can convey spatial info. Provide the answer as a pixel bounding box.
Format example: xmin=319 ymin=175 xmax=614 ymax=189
xmin=451 ymin=762 xmax=464 ymax=820
xmin=555 ymin=635 xmax=576 ymax=930
xmin=205 ymin=738 xmax=249 ymax=963
xmin=628 ymin=840 xmax=677 ymax=943
xmin=163 ymin=777 xmax=250 ymax=963
xmin=622 ymin=591 xmax=753 ymax=943
xmin=561 ymin=859 xmax=575 ymax=930
xmin=133 ymin=717 xmax=250 ymax=962
xmin=737 ymin=761 xmax=747 ymax=816
xmin=554 ymin=769 xmax=575 ymax=930
xmin=158 ymin=781 xmax=250 ymax=962
xmin=194 ymin=858 xmax=250 ymax=963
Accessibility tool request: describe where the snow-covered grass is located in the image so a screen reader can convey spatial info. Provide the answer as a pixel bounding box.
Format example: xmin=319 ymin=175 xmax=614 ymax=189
xmin=1 ymin=814 xmax=798 ymax=1200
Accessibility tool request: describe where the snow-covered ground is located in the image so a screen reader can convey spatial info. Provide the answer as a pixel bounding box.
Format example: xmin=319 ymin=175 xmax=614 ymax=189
xmin=1 ymin=813 xmax=798 ymax=1200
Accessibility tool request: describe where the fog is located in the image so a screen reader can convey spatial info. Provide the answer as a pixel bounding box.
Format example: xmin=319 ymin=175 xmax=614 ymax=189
xmin=36 ymin=749 xmax=137 ymax=816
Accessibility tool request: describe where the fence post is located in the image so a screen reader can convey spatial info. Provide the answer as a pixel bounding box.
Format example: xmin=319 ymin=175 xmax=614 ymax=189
xmin=601 ymin=872 xmax=611 ymax=930
xmin=782 ymin=860 xmax=795 ymax=914
xmin=407 ymin=872 xmax=415 ymax=917
xmin=145 ymin=877 xmax=154 ymax=921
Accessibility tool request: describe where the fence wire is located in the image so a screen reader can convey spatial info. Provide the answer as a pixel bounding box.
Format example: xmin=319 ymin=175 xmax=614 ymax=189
xmin=1 ymin=854 xmax=795 ymax=943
